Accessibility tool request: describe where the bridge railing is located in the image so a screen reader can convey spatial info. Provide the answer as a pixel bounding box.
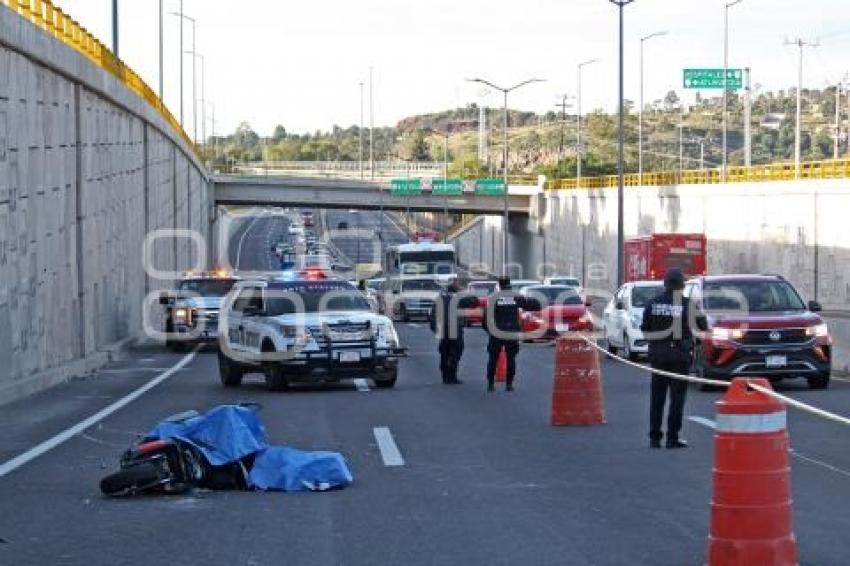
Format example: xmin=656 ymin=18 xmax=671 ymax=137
xmin=2 ymin=0 xmax=197 ymax=158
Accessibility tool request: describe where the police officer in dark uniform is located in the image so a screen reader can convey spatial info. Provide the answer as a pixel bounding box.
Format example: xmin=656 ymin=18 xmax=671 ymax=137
xmin=640 ymin=268 xmax=705 ymax=448
xmin=483 ymin=276 xmax=541 ymax=392
xmin=430 ymin=280 xmax=477 ymax=384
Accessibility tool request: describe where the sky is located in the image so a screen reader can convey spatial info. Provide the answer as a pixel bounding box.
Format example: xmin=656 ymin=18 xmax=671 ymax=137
xmin=52 ymin=0 xmax=850 ymax=139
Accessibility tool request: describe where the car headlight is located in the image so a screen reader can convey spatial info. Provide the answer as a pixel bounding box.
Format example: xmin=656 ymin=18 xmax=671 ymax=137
xmin=378 ymin=323 xmax=399 ymax=347
xmin=630 ymin=314 xmax=642 ymax=329
xmin=805 ymin=323 xmax=829 ymax=338
xmin=173 ymin=308 xmax=189 ymax=323
xmin=711 ymin=327 xmax=744 ymax=341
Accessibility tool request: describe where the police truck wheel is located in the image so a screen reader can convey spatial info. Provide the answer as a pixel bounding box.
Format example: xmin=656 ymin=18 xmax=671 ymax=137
xmin=265 ymin=364 xmax=290 ymax=391
xmin=373 ymin=367 xmax=398 ymax=389
xmin=218 ymin=351 xmax=243 ymax=387
xmin=807 ymin=372 xmax=831 ymax=390
xmin=166 ymin=339 xmax=186 ymax=353
xmin=623 ymin=333 xmax=639 ymax=362
xmin=399 ymin=305 xmax=409 ymax=322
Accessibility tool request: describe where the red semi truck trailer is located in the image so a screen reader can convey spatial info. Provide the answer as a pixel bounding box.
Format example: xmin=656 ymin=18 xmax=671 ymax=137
xmin=624 ymin=233 xmax=707 ymax=282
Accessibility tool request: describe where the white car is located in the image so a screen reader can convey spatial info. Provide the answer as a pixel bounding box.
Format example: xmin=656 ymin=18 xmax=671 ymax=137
xmin=602 ymin=280 xmax=664 ymax=360
xmin=288 ymin=224 xmax=304 ymax=236
xmin=218 ymin=275 xmax=404 ymax=390
xmin=510 ymin=279 xmax=542 ymax=292
xmin=544 ymin=275 xmax=582 ymax=291
xmin=381 ymin=277 xmax=442 ymax=321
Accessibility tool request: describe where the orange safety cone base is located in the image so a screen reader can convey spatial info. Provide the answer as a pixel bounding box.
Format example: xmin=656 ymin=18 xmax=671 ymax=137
xmin=550 ymin=336 xmax=605 ymax=426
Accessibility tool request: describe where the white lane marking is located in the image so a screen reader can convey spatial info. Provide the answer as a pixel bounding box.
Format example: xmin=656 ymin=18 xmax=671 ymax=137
xmin=687 ymin=416 xmax=717 ymax=430
xmin=687 ymin=415 xmax=850 ymax=479
xmin=0 ymin=349 xmax=197 ymax=479
xmin=408 ymin=323 xmax=422 ymax=328
xmin=373 ymin=426 xmax=404 ymax=467
xmin=235 ymin=211 xmax=265 ymax=269
xmin=353 ymin=378 xmax=370 ymax=392
xmin=832 ymin=375 xmax=850 ymax=384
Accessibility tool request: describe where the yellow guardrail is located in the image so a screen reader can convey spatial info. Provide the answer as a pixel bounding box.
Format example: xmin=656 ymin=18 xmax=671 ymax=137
xmin=3 ymin=0 xmax=198 ymax=158
xmin=546 ymin=158 xmax=850 ymax=190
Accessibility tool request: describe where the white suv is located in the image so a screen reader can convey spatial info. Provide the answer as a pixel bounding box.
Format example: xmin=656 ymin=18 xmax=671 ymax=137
xmin=602 ymin=280 xmax=664 ymax=360
xmin=218 ymin=274 xmax=404 ymax=390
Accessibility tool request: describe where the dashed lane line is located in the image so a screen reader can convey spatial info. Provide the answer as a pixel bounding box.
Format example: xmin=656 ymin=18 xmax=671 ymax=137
xmin=373 ymin=426 xmax=405 ymax=467
xmin=687 ymin=415 xmax=850 ymax=479
xmin=0 ymin=349 xmax=198 ymax=479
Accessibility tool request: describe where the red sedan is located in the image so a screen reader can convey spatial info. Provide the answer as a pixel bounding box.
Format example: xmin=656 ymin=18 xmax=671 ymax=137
xmin=519 ymin=285 xmax=594 ymax=340
xmin=463 ymin=280 xmax=499 ymax=326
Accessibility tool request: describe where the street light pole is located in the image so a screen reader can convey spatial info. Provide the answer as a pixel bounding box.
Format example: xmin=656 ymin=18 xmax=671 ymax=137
xmin=577 ymin=59 xmax=600 ymax=188
xmin=369 ymin=67 xmax=374 ymax=179
xmin=171 ymin=10 xmax=196 ymax=137
xmin=111 ymin=0 xmax=118 ymax=57
xmin=723 ymin=0 xmax=743 ymax=181
xmin=186 ymin=51 xmax=205 ymax=147
xmin=466 ymin=77 xmax=545 ymax=276
xmin=178 ymin=1 xmax=183 ymax=127
xmin=609 ymin=0 xmax=634 ymax=287
xmin=359 ymin=82 xmax=364 ymax=180
xmin=639 ymin=31 xmax=666 ymax=186
xmin=158 ymin=0 xmax=163 ymax=101
xmin=785 ymin=37 xmax=818 ymax=179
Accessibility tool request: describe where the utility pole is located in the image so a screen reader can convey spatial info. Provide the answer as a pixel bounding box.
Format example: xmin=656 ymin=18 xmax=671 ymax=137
xmin=555 ymin=94 xmax=572 ymax=175
xmin=835 ymin=74 xmax=847 ymax=160
xmin=785 ymin=37 xmax=819 ymax=179
xmin=639 ymin=31 xmax=667 ymax=186
xmin=478 ymin=105 xmax=487 ymax=165
xmin=744 ymin=67 xmax=752 ymax=167
xmin=577 ymin=58 xmax=600 ymax=187
xmin=723 ymin=0 xmax=743 ymax=181
xmin=111 ymin=0 xmax=119 ymax=57
xmin=158 ymin=0 xmax=163 ymax=100
xmin=359 ymin=82 xmax=364 ymax=180
xmin=608 ymin=0 xmax=633 ymax=287
xmin=178 ymin=1 xmax=183 ymax=127
xmin=369 ymin=67 xmax=374 ymax=179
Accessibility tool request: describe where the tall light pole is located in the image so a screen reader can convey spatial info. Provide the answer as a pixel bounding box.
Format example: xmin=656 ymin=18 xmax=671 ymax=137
xmin=784 ymin=37 xmax=819 ymax=179
xmin=369 ymin=67 xmax=375 ymax=179
xmin=466 ymin=77 xmax=545 ymax=275
xmin=834 ymin=74 xmax=847 ymax=160
xmin=206 ymin=101 xmax=216 ymax=163
xmin=744 ymin=67 xmax=752 ymax=167
xmin=186 ymin=51 xmax=205 ymax=147
xmin=609 ymin=0 xmax=634 ymax=287
xmin=359 ymin=82 xmax=364 ymax=180
xmin=639 ymin=31 xmax=667 ymax=185
xmin=723 ymin=0 xmax=743 ymax=181
xmin=171 ymin=9 xmax=196 ymax=137
xmin=176 ymin=1 xmax=183 ymax=127
xmin=158 ymin=0 xmax=163 ymax=101
xmin=577 ymin=59 xmax=600 ymax=187
xmin=111 ymin=0 xmax=119 ymax=57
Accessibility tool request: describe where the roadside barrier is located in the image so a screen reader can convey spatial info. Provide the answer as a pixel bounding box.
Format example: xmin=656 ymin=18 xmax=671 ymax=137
xmin=573 ymin=332 xmax=850 ymax=565
xmin=550 ymin=336 xmax=606 ymax=426
xmin=495 ymin=349 xmax=507 ymax=383
xmin=708 ymin=378 xmax=797 ymax=566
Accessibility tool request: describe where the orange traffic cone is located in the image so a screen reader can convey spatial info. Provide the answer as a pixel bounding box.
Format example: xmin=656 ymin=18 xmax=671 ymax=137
xmin=708 ymin=378 xmax=796 ymax=566
xmin=494 ymin=348 xmax=507 ymax=383
xmin=550 ymin=336 xmax=605 ymax=426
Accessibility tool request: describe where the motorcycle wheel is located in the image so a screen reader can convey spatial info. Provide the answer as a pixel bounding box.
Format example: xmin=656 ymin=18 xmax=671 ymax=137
xmin=100 ymin=462 xmax=161 ymax=496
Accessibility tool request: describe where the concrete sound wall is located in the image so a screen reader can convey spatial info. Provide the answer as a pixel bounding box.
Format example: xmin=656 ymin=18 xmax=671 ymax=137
xmin=449 ymin=179 xmax=850 ymax=372
xmin=0 ymin=6 xmax=210 ymax=404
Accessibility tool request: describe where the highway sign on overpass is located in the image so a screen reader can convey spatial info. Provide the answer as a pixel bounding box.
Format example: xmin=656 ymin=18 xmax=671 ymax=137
xmin=432 ymin=178 xmax=464 ymax=196
xmin=683 ymin=68 xmax=742 ymax=90
xmin=475 ymin=178 xmax=506 ymax=195
xmin=390 ymin=178 xmax=422 ymax=195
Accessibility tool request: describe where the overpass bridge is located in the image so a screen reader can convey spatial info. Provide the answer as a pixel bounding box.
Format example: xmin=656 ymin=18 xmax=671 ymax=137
xmin=212 ymin=174 xmax=537 ymax=215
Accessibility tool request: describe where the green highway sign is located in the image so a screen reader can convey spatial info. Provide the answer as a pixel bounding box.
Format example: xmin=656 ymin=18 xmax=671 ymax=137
xmin=474 ymin=178 xmax=505 ymax=195
xmin=432 ymin=178 xmax=464 ymax=196
xmin=390 ymin=178 xmax=422 ymax=195
xmin=683 ymin=68 xmax=742 ymax=90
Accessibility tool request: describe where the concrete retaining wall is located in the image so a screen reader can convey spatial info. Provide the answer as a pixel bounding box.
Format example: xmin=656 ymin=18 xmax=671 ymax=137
xmin=449 ymin=179 xmax=850 ymax=372
xmin=0 ymin=6 xmax=210 ymax=404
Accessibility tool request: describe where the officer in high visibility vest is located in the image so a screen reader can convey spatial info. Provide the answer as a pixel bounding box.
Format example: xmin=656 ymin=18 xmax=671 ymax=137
xmin=640 ymin=268 xmax=706 ymax=448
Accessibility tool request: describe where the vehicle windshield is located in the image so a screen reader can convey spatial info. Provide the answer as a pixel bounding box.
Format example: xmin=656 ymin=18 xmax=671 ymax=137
xmin=402 ymin=279 xmax=441 ymax=292
xmin=468 ymin=283 xmax=497 ymax=296
xmin=512 ymin=281 xmax=540 ymax=291
xmin=265 ymin=286 xmax=371 ymax=315
xmin=525 ymin=287 xmax=582 ymax=305
xmin=702 ymin=280 xmax=806 ymax=312
xmin=631 ymin=286 xmax=663 ymax=308
xmin=401 ymin=262 xmax=455 ymax=276
xmin=549 ymin=278 xmax=581 ymax=288
xmin=178 ymin=278 xmax=237 ymax=296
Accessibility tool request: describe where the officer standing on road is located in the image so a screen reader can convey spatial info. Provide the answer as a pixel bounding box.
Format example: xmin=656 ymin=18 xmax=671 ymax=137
xmin=483 ymin=276 xmax=541 ymax=392
xmin=429 ymin=280 xmax=477 ymax=385
xmin=640 ymin=268 xmax=706 ymax=449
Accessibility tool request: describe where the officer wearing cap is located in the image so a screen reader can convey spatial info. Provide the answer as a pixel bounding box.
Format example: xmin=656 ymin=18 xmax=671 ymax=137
xmin=429 ymin=279 xmax=477 ymax=384
xmin=483 ymin=276 xmax=541 ymax=392
xmin=640 ymin=268 xmax=706 ymax=448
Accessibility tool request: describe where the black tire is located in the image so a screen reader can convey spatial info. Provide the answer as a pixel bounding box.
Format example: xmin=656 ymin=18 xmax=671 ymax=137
xmin=373 ymin=367 xmax=398 ymax=389
xmin=100 ymin=462 xmax=161 ymax=496
xmin=166 ymin=338 xmax=186 ymax=352
xmin=399 ymin=304 xmax=409 ymax=322
xmin=265 ymin=363 xmax=290 ymax=391
xmin=693 ymin=345 xmax=722 ymax=391
xmin=807 ymin=372 xmax=831 ymax=390
xmin=218 ymin=350 xmax=243 ymax=387
xmin=605 ymin=333 xmax=618 ymax=355
xmin=623 ymin=333 xmax=639 ymax=361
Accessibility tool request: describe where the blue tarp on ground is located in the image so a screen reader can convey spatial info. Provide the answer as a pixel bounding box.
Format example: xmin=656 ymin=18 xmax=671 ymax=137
xmin=145 ymin=405 xmax=353 ymax=492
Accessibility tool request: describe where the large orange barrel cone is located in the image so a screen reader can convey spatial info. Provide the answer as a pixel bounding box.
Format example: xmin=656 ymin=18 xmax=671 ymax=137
xmin=550 ymin=336 xmax=605 ymax=426
xmin=494 ymin=349 xmax=507 ymax=383
xmin=708 ymin=378 xmax=796 ymax=566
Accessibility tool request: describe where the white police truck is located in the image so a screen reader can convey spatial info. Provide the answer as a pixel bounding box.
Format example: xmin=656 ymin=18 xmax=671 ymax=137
xmin=217 ymin=273 xmax=405 ymax=390
xmin=159 ymin=271 xmax=239 ymax=351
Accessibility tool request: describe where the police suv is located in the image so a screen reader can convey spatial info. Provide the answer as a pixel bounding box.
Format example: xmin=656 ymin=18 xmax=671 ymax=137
xmin=217 ymin=272 xmax=405 ymax=390
xmin=159 ymin=271 xmax=239 ymax=351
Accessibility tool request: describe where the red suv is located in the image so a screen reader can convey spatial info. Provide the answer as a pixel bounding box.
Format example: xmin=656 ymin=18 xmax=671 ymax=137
xmin=687 ymin=274 xmax=831 ymax=389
